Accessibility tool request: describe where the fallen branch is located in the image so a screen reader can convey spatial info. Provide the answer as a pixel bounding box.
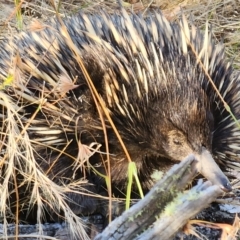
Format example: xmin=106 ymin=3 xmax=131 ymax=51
xmin=95 ymin=155 xmax=223 ymax=240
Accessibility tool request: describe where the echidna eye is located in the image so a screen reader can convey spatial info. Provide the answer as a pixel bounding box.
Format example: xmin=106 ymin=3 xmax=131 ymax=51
xmin=173 ymin=139 xmax=181 ymax=145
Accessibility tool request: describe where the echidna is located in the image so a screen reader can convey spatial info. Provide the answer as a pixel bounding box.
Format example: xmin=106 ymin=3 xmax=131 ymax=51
xmin=0 ymin=8 xmax=239 ymax=223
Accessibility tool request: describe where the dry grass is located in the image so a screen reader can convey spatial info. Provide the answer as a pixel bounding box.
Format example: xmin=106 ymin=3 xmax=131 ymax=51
xmin=0 ymin=0 xmax=240 ymax=240
xmin=0 ymin=72 xmax=92 ymax=239
xmin=1 ymin=0 xmax=240 ymax=65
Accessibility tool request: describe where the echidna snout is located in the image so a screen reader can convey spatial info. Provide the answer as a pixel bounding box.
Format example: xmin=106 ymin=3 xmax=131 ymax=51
xmin=195 ymin=148 xmax=232 ymax=192
xmin=149 ymin=118 xmax=231 ymax=191
xmin=160 ymin=132 xmax=231 ymax=191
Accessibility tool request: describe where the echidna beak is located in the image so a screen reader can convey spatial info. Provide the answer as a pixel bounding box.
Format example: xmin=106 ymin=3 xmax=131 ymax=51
xmin=195 ymin=148 xmax=232 ymax=192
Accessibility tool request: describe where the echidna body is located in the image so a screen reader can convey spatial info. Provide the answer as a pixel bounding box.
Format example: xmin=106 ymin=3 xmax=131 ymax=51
xmin=0 ymin=10 xmax=240 ymax=221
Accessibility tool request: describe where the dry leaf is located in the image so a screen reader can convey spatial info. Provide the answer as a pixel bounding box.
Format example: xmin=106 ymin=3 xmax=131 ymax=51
xmin=27 ymin=19 xmax=47 ymax=32
xmin=56 ymin=74 xmax=79 ymax=96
